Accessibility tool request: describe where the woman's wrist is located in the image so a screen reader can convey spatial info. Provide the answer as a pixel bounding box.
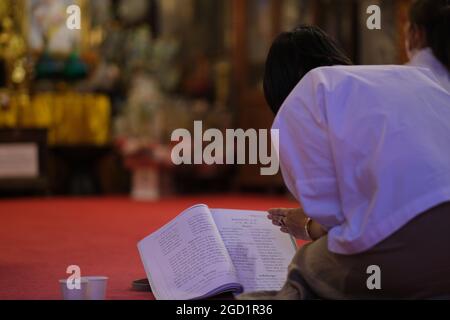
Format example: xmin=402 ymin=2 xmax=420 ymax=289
xmin=307 ymin=220 xmax=327 ymax=241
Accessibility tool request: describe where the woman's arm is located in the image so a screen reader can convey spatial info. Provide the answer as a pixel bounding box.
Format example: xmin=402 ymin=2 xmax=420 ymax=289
xmin=272 ymin=72 xmax=346 ymax=233
xmin=268 ymin=208 xmax=328 ymax=241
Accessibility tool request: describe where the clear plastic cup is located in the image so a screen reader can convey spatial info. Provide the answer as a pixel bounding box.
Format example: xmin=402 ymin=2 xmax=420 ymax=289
xmin=83 ymin=276 xmax=108 ymax=300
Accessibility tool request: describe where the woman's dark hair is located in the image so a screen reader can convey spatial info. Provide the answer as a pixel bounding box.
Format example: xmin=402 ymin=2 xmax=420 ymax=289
xmin=409 ymin=0 xmax=450 ymax=71
xmin=263 ymin=25 xmax=352 ymax=115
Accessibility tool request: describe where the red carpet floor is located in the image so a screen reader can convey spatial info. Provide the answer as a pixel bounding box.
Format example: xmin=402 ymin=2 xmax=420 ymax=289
xmin=0 ymin=195 xmax=299 ymax=300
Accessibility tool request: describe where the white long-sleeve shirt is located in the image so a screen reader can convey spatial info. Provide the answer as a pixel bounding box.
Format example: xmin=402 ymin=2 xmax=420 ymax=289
xmin=409 ymin=48 xmax=450 ymax=93
xmin=273 ymin=65 xmax=450 ymax=254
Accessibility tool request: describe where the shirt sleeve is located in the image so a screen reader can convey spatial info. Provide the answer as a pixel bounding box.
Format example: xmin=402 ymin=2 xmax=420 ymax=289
xmin=273 ymin=75 xmax=345 ymax=230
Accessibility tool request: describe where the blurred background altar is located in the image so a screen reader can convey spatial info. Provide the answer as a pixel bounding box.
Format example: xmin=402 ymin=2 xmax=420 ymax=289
xmin=0 ymin=0 xmax=413 ymax=199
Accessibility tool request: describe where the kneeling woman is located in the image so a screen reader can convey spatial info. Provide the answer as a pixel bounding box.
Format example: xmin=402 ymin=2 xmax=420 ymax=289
xmin=240 ymin=26 xmax=450 ymax=300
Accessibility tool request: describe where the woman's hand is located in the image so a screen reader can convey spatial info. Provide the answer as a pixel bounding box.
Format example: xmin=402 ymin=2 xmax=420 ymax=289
xmin=268 ymin=208 xmax=327 ymax=241
xmin=268 ymin=208 xmax=307 ymax=239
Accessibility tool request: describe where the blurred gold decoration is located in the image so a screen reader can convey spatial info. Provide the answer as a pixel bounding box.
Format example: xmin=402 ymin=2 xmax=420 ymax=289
xmin=1 ymin=91 xmax=111 ymax=145
xmin=30 ymin=92 xmax=111 ymax=146
xmin=0 ymin=2 xmax=11 ymax=21
xmin=11 ymin=58 xmax=26 ymax=84
xmin=0 ymin=1 xmax=28 ymax=91
xmin=88 ymin=26 xmax=104 ymax=49
xmin=0 ymin=17 xmax=26 ymax=60
xmin=0 ymin=89 xmax=29 ymax=127
xmin=0 ymin=89 xmax=16 ymax=127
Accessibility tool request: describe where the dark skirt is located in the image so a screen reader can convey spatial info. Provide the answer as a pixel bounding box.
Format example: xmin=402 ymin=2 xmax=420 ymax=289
xmin=238 ymin=202 xmax=450 ymax=300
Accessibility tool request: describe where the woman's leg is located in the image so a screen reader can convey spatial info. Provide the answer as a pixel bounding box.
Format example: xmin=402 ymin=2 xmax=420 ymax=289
xmin=239 ymin=202 xmax=450 ymax=300
xmin=297 ymin=202 xmax=450 ymax=299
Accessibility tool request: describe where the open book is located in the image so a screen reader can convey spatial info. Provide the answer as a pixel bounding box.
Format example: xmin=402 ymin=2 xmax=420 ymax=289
xmin=137 ymin=204 xmax=297 ymax=300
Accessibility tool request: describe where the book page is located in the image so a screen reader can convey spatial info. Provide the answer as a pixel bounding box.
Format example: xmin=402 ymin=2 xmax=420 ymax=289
xmin=211 ymin=209 xmax=297 ymax=293
xmin=138 ymin=205 xmax=240 ymax=300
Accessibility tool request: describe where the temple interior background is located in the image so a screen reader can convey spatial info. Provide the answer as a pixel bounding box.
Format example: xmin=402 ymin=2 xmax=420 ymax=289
xmin=0 ymin=0 xmax=413 ymax=200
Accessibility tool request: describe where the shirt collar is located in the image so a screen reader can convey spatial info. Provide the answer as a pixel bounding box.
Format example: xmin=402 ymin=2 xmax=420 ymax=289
xmin=409 ymin=48 xmax=447 ymax=75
